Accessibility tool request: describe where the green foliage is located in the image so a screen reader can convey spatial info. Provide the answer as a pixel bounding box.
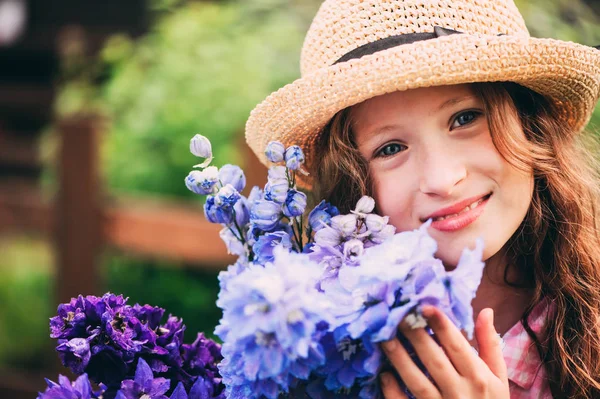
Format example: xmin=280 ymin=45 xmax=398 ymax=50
xmin=515 ymin=0 xmax=600 ymax=129
xmin=0 ymin=237 xmax=54 ymax=370
xmin=54 ymin=0 xmax=318 ymax=198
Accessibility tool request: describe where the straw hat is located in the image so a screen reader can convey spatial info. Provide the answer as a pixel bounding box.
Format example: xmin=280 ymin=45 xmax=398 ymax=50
xmin=245 ymin=0 xmax=600 ymax=187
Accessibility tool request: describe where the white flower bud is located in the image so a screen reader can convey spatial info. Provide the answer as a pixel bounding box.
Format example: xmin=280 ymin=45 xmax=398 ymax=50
xmin=331 ymin=214 xmax=358 ymax=237
xmin=365 ymin=214 xmax=389 ymax=233
xmin=354 ymin=196 xmax=375 ymax=214
xmin=190 ymin=134 xmax=212 ymax=158
xmin=369 ymin=224 xmax=396 ymax=244
xmin=314 ymin=226 xmax=342 ymax=247
xmin=190 ymin=134 xmax=214 ymax=168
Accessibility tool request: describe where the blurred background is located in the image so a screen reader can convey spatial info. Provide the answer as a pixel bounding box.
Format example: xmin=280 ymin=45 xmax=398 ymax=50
xmin=0 ymin=0 xmax=597 ymax=397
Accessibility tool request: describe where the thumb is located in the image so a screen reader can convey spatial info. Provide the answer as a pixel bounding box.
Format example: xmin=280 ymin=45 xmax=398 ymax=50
xmin=475 ymin=308 xmax=508 ymax=383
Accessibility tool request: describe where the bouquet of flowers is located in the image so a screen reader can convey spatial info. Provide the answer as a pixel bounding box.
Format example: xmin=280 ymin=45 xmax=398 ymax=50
xmin=39 ymin=134 xmax=485 ymax=399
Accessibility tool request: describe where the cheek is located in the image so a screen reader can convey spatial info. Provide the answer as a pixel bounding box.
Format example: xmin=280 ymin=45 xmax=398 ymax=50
xmin=371 ymin=169 xmax=416 ymax=231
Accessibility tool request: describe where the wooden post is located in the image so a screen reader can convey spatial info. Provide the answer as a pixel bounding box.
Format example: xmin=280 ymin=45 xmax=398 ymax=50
xmin=55 ymin=115 xmax=103 ymax=304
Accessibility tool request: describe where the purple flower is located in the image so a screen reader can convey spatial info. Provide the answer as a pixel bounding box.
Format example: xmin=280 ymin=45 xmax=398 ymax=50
xmin=133 ymin=304 xmax=165 ymax=330
xmin=308 ymin=201 xmax=339 ymax=232
xmin=118 ymin=358 xmax=170 ymax=399
xmin=169 ymin=382 xmax=188 ymax=399
xmin=233 ymin=196 xmax=250 ymax=227
xmin=37 ymin=374 xmax=103 ymax=399
xmin=249 ymin=200 xmax=281 ymax=232
xmin=284 ymin=145 xmax=305 ymax=171
xmin=49 ymin=296 xmax=88 ymax=339
xmin=56 ymin=337 xmax=91 ymax=374
xmin=218 ymin=165 xmax=246 ymax=193
xmin=252 ymin=231 xmax=292 ymax=265
xmin=265 ymin=141 xmax=285 ymax=163
xmin=282 ymin=189 xmax=307 ymax=218
xmin=185 ymin=167 xmax=219 ymax=196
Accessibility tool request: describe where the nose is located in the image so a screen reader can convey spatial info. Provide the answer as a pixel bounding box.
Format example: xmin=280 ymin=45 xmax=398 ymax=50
xmin=418 ymin=149 xmax=467 ymax=197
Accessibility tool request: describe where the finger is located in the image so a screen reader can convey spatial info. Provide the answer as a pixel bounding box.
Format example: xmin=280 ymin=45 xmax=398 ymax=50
xmin=398 ymin=317 xmax=460 ymax=393
xmin=475 ymin=308 xmax=508 ymax=383
xmin=381 ymin=337 xmax=441 ymax=399
xmin=421 ymin=305 xmax=484 ymax=378
xmin=380 ymin=372 xmax=409 ymax=399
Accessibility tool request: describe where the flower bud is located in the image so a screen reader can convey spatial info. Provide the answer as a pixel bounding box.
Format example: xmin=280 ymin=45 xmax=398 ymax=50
xmin=264 ymin=178 xmax=289 ymax=204
xmin=204 ymin=195 xmax=233 ymax=225
xmin=331 ymin=214 xmax=358 ymax=237
xmin=219 ymin=164 xmax=246 ymax=193
xmin=314 ymin=226 xmax=342 ymax=247
xmin=185 ymin=166 xmax=219 ymax=195
xmin=369 ymin=224 xmax=396 ymax=244
xmin=283 ymin=189 xmax=307 ymax=218
xmin=268 ymin=165 xmax=288 ymax=181
xmin=354 ymin=196 xmax=375 ymax=214
xmin=247 ymin=186 xmax=263 ymax=203
xmin=216 ymin=184 xmax=241 ymax=207
xmin=265 ymin=141 xmax=286 ymax=163
xmin=250 ymin=200 xmax=282 ymax=232
xmin=234 ymin=196 xmax=250 ymax=227
xmin=284 ymin=145 xmax=305 ymax=171
xmin=365 ymin=214 xmax=389 ymax=233
xmin=190 ymin=134 xmax=212 ymax=158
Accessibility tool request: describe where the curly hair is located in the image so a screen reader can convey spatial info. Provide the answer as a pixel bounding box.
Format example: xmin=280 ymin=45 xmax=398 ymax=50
xmin=312 ymin=82 xmax=600 ymax=398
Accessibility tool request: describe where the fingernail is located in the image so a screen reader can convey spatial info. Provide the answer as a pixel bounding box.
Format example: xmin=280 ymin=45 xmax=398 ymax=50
xmin=382 ymin=338 xmax=399 ymax=353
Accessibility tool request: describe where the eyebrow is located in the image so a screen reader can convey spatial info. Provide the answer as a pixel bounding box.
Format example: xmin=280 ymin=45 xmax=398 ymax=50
xmin=436 ymin=95 xmax=474 ymax=112
xmin=365 ymin=95 xmax=476 ymax=138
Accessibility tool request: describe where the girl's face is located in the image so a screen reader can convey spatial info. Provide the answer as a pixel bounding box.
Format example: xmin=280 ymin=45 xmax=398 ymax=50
xmin=353 ymin=84 xmax=534 ymax=268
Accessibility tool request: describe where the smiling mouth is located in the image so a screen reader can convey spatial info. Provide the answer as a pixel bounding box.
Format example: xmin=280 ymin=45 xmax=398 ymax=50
xmin=421 ymin=193 xmax=493 ymax=223
xmin=431 ymin=194 xmax=491 ymax=222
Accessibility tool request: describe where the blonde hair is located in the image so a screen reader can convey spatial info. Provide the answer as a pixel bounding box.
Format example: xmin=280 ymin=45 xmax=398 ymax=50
xmin=312 ymin=82 xmax=600 ymax=397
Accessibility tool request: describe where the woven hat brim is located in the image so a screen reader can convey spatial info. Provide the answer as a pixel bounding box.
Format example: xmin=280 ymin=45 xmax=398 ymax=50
xmin=245 ymin=33 xmax=600 ymax=188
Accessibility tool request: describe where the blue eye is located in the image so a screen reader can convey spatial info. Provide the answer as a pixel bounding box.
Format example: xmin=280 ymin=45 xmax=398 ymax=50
xmin=452 ymin=110 xmax=480 ymax=128
xmin=376 ymin=143 xmax=406 ymax=158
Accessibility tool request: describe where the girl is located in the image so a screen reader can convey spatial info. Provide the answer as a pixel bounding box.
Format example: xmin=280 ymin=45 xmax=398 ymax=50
xmin=245 ymin=0 xmax=600 ymax=397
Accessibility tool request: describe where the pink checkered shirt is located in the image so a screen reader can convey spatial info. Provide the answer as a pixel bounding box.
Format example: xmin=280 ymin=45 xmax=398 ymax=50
xmin=501 ymin=299 xmax=554 ymax=399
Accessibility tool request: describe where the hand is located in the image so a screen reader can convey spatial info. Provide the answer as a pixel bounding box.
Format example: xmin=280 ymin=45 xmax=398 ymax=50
xmin=380 ymin=306 xmax=509 ymax=399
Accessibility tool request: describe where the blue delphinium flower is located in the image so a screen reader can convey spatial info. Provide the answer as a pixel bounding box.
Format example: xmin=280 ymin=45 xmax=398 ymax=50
xmin=117 ymin=358 xmax=170 ymax=399
xmin=37 ymin=374 xmax=103 ymax=399
xmin=249 ymin=199 xmax=281 ymax=232
xmin=308 ymin=201 xmax=340 ymax=232
xmin=265 ymin=141 xmax=286 ymax=163
xmin=306 ymin=332 xmax=381 ymax=398
xmin=185 ymin=167 xmax=219 ymax=196
xmin=283 ymin=189 xmax=307 ymax=218
xmin=215 ymin=248 xmax=332 ymax=399
xmin=264 ymin=177 xmax=289 ymax=204
xmin=284 ymin=145 xmax=305 ymax=171
xmin=218 ymin=164 xmax=246 ymax=193
xmin=252 ymin=230 xmax=293 ymax=265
